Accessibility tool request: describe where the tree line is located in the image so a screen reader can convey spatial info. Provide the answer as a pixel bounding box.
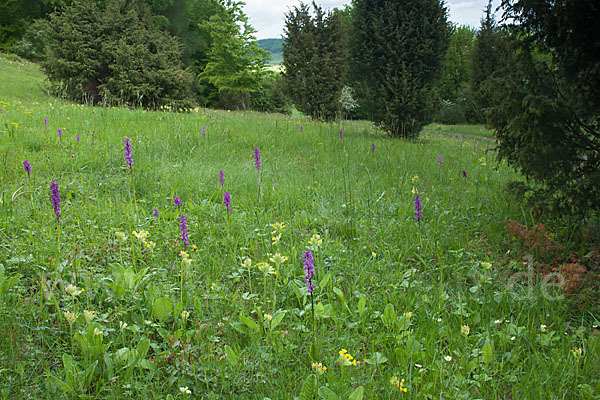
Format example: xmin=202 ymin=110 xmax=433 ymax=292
xmin=2 ymin=0 xmax=598 ymax=215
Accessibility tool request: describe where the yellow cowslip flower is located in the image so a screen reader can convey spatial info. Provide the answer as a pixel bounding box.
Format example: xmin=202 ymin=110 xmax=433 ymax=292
xmin=263 ymin=313 xmax=272 ymax=322
xmin=83 ymin=309 xmax=95 ymax=324
xmin=9 ymin=122 xmax=18 ymax=128
xmin=571 ymin=348 xmax=583 ymax=359
xmin=308 ymin=234 xmax=322 ymax=248
xmin=481 ymin=262 xmax=492 ymax=270
xmin=270 ymin=222 xmax=286 ymax=232
xmin=257 ymin=262 xmax=276 ymax=275
xmin=93 ymin=328 xmax=103 ymax=336
xmin=132 ymin=230 xmax=149 ymax=240
xmin=371 ymin=251 xmax=377 ymax=258
xmin=411 ymin=175 xmax=419 ymax=183
xmin=269 ymin=252 xmax=288 ymax=266
xmin=311 ymin=362 xmax=327 ymax=375
xmin=181 ymin=310 xmax=190 ymax=320
xmin=241 ymin=258 xmax=252 ymax=268
xmin=179 ymin=250 xmax=190 ymax=259
xmin=389 ymin=375 xmax=408 ymax=393
xmin=271 ymin=233 xmax=282 ymax=246
xmin=63 ymin=310 xmax=78 ymax=326
xmin=338 ymin=349 xmax=357 ymax=367
xmin=404 ymin=312 xmax=413 ymax=318
xmin=115 ymin=231 xmax=128 ymax=242
xmin=461 ymin=324 xmax=470 ymax=336
xmin=65 ymin=284 xmax=84 ymax=297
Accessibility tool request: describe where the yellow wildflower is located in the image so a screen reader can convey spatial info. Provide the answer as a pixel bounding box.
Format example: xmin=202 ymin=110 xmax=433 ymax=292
xmin=311 ymin=362 xmax=327 ymax=375
xmin=461 ymin=324 xmax=470 ymax=336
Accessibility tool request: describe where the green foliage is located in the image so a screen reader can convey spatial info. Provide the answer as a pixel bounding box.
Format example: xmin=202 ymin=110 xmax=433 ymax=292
xmin=9 ymin=18 xmax=49 ymax=62
xmin=470 ymin=1 xmax=508 ymax=118
xmin=0 ymin=0 xmax=49 ymax=50
xmin=483 ymin=0 xmax=600 ymax=215
xmin=42 ymin=0 xmax=194 ymax=109
xmin=2 ymin=57 xmax=600 ymax=399
xmin=283 ymin=2 xmax=344 ymax=121
xmin=484 ymin=40 xmax=600 ymax=215
xmin=250 ymin=72 xmax=292 ymax=115
xmin=437 ymin=25 xmax=475 ymax=102
xmin=350 ymin=0 xmax=451 ymax=137
xmin=199 ymin=1 xmax=268 ymax=110
xmin=434 ymin=26 xmax=479 ymax=124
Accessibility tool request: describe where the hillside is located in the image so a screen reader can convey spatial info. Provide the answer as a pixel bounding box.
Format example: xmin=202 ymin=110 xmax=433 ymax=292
xmin=1 ymin=54 xmax=598 ymax=400
xmin=258 ymin=38 xmax=283 ymax=65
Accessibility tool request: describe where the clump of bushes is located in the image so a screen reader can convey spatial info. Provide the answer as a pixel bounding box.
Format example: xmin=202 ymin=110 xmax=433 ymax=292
xmin=42 ymin=0 xmax=194 ymax=109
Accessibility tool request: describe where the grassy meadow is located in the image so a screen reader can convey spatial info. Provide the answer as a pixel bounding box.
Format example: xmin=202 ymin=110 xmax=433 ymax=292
xmin=1 ymin=54 xmax=599 ymax=399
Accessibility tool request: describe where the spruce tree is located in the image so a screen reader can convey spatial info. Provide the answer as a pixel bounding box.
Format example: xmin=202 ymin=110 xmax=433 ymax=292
xmin=282 ymin=2 xmax=343 ymax=121
xmin=350 ymin=0 xmax=450 ymax=137
xmin=470 ymin=1 xmax=507 ymax=118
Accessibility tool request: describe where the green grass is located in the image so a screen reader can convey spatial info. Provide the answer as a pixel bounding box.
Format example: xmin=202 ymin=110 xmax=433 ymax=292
xmin=426 ymin=123 xmax=496 ymax=139
xmin=1 ymin=54 xmax=599 ymax=399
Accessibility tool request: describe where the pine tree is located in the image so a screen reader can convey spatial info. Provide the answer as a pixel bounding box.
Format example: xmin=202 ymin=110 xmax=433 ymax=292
xmin=282 ymin=1 xmax=343 ymax=121
xmin=350 ymin=0 xmax=450 ymax=137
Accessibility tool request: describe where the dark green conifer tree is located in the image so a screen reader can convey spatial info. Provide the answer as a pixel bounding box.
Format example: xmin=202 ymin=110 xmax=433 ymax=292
xmin=282 ymin=1 xmax=343 ymax=121
xmin=350 ymin=0 xmax=450 ymax=137
xmin=483 ymin=0 xmax=600 ymax=215
xmin=42 ymin=0 xmax=193 ymax=108
xmin=470 ymin=1 xmax=508 ymax=118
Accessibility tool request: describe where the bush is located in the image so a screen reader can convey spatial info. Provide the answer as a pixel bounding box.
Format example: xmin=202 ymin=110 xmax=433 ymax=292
xmin=250 ymin=72 xmax=291 ymax=115
xmin=10 ymin=19 xmax=48 ymax=62
xmin=42 ymin=0 xmax=194 ymax=109
xmin=434 ymin=88 xmax=480 ymax=124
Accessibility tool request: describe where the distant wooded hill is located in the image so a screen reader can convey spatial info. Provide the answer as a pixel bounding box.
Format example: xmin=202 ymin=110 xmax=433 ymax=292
xmin=258 ymin=38 xmax=283 ymax=65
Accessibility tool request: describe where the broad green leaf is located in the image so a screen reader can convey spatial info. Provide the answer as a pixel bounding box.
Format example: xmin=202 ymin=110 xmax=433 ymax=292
xmin=224 ymin=345 xmax=239 ymax=366
xmin=239 ymin=315 xmax=260 ymax=333
xmin=319 ymin=272 xmax=332 ymax=288
xmin=382 ymin=303 xmax=397 ymax=330
xmin=299 ymin=374 xmax=317 ymax=400
xmin=357 ymin=295 xmax=366 ymax=317
xmin=348 ymin=386 xmax=364 ymax=400
xmin=152 ymin=297 xmax=173 ymax=322
xmin=270 ymin=310 xmax=286 ymax=331
xmin=333 ymin=287 xmax=345 ymax=303
xmin=368 ymin=352 xmax=388 ymax=365
xmin=318 ymin=386 xmax=340 ymax=400
xmin=406 ymin=335 xmax=422 ymax=356
xmin=482 ymin=340 xmax=494 ymax=364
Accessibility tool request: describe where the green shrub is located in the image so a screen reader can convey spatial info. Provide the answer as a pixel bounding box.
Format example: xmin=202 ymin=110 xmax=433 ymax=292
xmin=42 ymin=0 xmax=194 ymax=109
xmin=250 ymin=72 xmax=291 ymax=115
xmin=10 ymin=19 xmax=49 ymax=62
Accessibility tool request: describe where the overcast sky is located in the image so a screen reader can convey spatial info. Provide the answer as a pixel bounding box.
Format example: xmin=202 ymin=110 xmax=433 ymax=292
xmin=244 ymin=0 xmax=503 ymax=39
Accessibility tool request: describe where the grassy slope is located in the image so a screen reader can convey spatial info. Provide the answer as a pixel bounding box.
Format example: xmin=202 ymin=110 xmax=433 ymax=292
xmin=0 ymin=55 xmax=598 ymax=399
